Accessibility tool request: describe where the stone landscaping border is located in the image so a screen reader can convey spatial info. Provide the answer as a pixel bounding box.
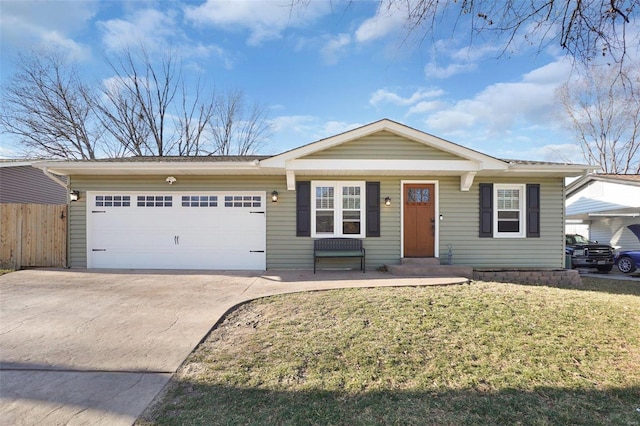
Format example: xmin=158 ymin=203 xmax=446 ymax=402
xmin=473 ymin=269 xmax=582 ymax=286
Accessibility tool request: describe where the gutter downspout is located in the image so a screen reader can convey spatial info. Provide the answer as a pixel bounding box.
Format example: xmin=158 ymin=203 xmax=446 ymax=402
xmin=41 ymin=168 xmax=68 ymax=190
xmin=41 ymin=168 xmax=71 ymax=269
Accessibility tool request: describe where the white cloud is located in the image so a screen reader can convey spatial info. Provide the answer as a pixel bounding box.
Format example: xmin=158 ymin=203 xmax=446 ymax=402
xmin=270 ymin=115 xmax=317 ymax=134
xmin=320 ymin=121 xmax=363 ymax=138
xmin=425 ymin=58 xmax=572 ymax=137
xmin=99 ymin=9 xmax=179 ymax=53
xmin=269 ymin=115 xmax=362 ymax=153
xmin=41 ymin=31 xmax=91 ymax=61
xmin=321 ymin=34 xmax=351 ymax=65
xmin=98 ymin=8 xmax=233 ymax=68
xmin=184 ymin=0 xmax=332 ymax=46
xmin=423 ymin=33 xmax=526 ymax=80
xmin=423 ymin=39 xmax=502 ymax=79
xmin=407 ymin=100 xmax=445 ymax=115
xmin=354 ymin=0 xmax=406 ymax=43
xmin=449 ymin=43 xmax=502 ymax=63
xmin=424 ymin=62 xmax=477 ymax=79
xmin=369 ymin=88 xmax=444 ymax=107
xmin=0 ymin=1 xmax=96 ymax=59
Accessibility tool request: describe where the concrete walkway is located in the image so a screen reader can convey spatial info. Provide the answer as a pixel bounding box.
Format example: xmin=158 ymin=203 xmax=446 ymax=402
xmin=0 ymin=269 xmax=467 ymax=426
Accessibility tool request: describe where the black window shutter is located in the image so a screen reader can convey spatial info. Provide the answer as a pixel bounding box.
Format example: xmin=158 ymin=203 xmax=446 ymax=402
xmin=526 ymin=184 xmax=540 ymax=238
xmin=366 ymin=182 xmax=380 ymax=237
xmin=479 ymin=183 xmax=493 ymax=238
xmin=296 ymin=181 xmax=311 ymax=237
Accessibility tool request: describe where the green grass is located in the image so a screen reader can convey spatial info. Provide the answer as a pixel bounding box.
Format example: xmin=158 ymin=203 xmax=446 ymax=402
xmin=0 ymin=269 xmax=13 ymax=276
xmin=138 ymin=277 xmax=640 ymax=426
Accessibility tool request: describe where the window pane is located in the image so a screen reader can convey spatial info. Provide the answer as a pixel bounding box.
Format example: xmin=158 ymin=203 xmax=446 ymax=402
xmin=316 ymin=211 xmax=334 ymax=233
xmin=343 ymin=211 xmax=360 ymax=220
xmin=342 ymin=186 xmax=361 ymax=209
xmin=497 ymin=211 xmax=519 ymax=219
xmin=408 ymin=188 xmax=430 ymax=203
xmin=498 ymin=221 xmax=520 ymax=233
xmin=316 ymin=187 xmax=334 ymax=209
xmin=343 ymin=222 xmax=361 ymax=234
xmin=497 ymin=189 xmax=520 ymax=209
xmin=342 ymin=211 xmax=360 ymax=235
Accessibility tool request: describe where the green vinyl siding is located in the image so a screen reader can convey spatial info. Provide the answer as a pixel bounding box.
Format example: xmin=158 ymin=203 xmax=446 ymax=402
xmin=69 ymin=174 xmax=566 ymax=270
xmin=302 ymin=131 xmax=463 ymax=160
xmin=267 ymin=176 xmax=401 ymax=270
xmin=438 ymin=176 xmax=565 ymax=268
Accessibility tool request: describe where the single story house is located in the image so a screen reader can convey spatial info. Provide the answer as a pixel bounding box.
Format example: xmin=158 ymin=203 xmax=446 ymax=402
xmin=34 ymin=119 xmax=595 ymax=271
xmin=566 ymin=174 xmax=640 ymax=251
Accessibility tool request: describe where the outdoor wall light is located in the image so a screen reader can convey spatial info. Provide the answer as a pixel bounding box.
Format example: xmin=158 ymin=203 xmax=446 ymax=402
xmin=384 ymin=196 xmax=391 ymax=206
xmin=165 ymin=176 xmax=177 ymax=185
xmin=69 ymin=190 xmax=80 ymax=202
xmin=271 ymin=191 xmax=279 ymax=202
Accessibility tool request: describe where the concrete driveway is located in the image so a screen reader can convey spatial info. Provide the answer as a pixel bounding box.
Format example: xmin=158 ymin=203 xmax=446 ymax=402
xmin=0 ymin=269 xmax=466 ymax=425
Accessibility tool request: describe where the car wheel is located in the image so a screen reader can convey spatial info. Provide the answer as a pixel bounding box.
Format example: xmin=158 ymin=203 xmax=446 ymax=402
xmin=617 ymin=256 xmax=637 ymax=274
xmin=596 ymin=265 xmax=613 ymax=273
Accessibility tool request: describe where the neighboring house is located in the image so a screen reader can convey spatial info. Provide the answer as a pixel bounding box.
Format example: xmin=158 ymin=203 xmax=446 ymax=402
xmin=33 ymin=119 xmax=595 ymax=271
xmin=566 ymin=174 xmax=640 ymax=251
xmin=0 ymin=161 xmax=67 ymax=204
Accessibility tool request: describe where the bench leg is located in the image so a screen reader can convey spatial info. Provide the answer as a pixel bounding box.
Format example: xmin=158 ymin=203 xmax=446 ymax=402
xmin=314 ymin=257 xmax=316 ymax=274
xmin=362 ymin=256 xmax=365 ymax=273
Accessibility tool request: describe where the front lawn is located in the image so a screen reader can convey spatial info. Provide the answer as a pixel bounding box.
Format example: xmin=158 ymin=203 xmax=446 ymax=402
xmin=139 ymin=278 xmax=640 ymax=425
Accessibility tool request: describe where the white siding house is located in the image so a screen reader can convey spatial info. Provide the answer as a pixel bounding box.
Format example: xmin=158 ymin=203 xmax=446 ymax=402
xmin=566 ymin=174 xmax=640 ymax=250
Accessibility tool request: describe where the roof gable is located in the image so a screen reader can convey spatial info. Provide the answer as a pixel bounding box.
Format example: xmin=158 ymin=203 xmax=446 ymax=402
xmin=300 ymin=130 xmax=464 ymax=161
xmin=262 ymin=119 xmax=505 ymax=168
xmin=567 ymin=173 xmax=640 ymax=197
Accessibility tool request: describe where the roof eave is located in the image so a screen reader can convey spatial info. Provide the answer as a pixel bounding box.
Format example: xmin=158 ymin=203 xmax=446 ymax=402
xmin=32 ymin=160 xmax=273 ymax=176
xmin=508 ymin=163 xmax=598 ymax=178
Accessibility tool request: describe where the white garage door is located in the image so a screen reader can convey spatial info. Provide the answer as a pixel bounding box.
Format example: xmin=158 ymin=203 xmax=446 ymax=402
xmin=87 ymin=191 xmax=266 ymax=270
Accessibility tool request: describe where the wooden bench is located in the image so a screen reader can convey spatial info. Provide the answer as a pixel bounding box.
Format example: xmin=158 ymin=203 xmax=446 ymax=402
xmin=314 ymin=238 xmax=365 ymax=273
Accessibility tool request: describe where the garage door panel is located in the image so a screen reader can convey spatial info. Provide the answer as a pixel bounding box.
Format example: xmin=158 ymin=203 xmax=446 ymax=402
xmin=87 ymin=192 xmax=266 ymax=270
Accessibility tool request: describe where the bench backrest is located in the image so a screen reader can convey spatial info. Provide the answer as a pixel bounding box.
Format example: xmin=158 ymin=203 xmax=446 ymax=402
xmin=314 ymin=238 xmax=363 ymax=251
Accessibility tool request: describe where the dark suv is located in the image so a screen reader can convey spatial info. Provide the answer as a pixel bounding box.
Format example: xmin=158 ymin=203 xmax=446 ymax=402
xmin=565 ymin=234 xmax=615 ymax=273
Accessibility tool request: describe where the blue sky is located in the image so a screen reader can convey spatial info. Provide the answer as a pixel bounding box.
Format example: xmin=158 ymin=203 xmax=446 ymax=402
xmin=0 ymin=0 xmax=632 ymax=162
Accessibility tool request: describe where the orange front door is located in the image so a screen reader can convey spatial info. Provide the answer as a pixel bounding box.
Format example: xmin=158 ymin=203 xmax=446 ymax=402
xmin=403 ymin=184 xmax=435 ymax=257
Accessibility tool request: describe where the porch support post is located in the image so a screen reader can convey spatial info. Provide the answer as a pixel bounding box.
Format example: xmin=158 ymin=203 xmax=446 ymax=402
xmin=286 ymin=170 xmax=296 ymax=190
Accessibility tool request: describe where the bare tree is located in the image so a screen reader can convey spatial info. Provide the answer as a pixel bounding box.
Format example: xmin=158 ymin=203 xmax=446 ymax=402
xmin=176 ymin=78 xmax=216 ymax=156
xmin=0 ymin=49 xmax=101 ymax=159
xmin=297 ymin=1 xmax=639 ymax=67
xmin=2 ymin=47 xmax=273 ymax=158
xmin=210 ymin=89 xmax=272 ymax=155
xmin=95 ymin=48 xmax=272 ymax=157
xmin=95 ymin=48 xmax=179 ymax=156
xmin=557 ymin=64 xmax=640 ymax=173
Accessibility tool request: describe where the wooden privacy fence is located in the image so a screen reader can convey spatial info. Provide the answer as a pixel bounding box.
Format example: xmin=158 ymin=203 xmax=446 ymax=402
xmin=0 ymin=203 xmax=67 ymax=269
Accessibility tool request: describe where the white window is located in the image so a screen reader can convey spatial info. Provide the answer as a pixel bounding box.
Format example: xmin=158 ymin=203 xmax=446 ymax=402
xmin=311 ymin=181 xmax=365 ymax=238
xmin=137 ymin=195 xmax=173 ymax=207
xmin=224 ymin=195 xmax=261 ymax=208
xmin=181 ymin=195 xmax=218 ymax=207
xmin=494 ymin=184 xmax=526 ymax=238
xmin=95 ymin=195 xmax=130 ymax=207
